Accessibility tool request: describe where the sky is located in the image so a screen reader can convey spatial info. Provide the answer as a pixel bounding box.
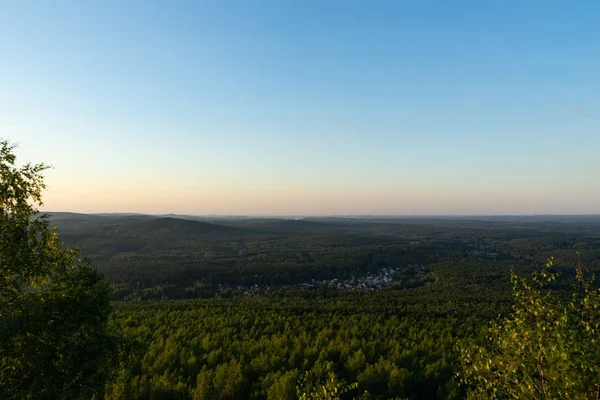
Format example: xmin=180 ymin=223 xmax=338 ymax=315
xmin=1 ymin=1 xmax=599 ymax=215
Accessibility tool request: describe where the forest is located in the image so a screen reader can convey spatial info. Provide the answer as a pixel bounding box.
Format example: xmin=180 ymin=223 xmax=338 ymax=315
xmin=48 ymin=213 xmax=600 ymax=399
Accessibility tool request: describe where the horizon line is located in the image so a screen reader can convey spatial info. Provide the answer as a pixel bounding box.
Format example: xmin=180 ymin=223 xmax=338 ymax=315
xmin=43 ymin=211 xmax=600 ymax=218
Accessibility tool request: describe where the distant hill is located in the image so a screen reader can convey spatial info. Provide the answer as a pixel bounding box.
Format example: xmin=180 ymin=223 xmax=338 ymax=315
xmin=116 ymin=217 xmax=240 ymax=238
xmin=49 ymin=214 xmax=242 ymax=240
xmin=46 ymin=211 xmax=107 ymax=220
xmin=47 ymin=214 xmax=247 ymax=267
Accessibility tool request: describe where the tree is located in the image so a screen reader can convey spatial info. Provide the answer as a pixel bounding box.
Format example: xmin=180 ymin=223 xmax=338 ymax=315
xmin=296 ymin=370 xmax=359 ymax=400
xmin=267 ymin=370 xmax=298 ymax=400
xmin=457 ymin=257 xmax=600 ymax=399
xmin=0 ymin=141 xmax=117 ymax=399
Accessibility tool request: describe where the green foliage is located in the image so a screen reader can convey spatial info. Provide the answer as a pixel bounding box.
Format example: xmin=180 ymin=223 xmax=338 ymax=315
xmin=108 ymin=261 xmax=514 ymax=399
xmin=190 ymin=359 xmax=247 ymax=400
xmin=296 ymin=370 xmax=358 ymax=400
xmin=458 ymin=257 xmax=600 ymax=399
xmin=0 ymin=141 xmax=117 ymax=399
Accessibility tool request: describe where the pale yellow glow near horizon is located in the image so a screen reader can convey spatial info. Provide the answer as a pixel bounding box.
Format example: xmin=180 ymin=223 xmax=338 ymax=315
xmin=39 ymin=176 xmax=600 ymax=216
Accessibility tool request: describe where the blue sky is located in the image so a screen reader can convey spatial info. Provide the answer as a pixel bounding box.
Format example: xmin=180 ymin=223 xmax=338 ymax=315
xmin=2 ymin=1 xmax=599 ymax=215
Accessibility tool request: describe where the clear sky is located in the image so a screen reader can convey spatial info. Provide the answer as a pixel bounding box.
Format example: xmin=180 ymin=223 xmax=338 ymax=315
xmin=2 ymin=1 xmax=599 ymax=215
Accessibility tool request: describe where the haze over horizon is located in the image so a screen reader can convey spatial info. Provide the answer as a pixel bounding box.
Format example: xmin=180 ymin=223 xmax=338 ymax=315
xmin=3 ymin=1 xmax=599 ymax=215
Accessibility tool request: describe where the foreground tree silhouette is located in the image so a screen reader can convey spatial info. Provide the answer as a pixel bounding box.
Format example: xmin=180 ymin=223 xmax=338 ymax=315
xmin=458 ymin=258 xmax=600 ymax=399
xmin=0 ymin=141 xmax=116 ymax=399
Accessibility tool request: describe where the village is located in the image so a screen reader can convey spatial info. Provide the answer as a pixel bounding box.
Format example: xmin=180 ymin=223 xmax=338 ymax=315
xmin=217 ymin=265 xmax=428 ymax=294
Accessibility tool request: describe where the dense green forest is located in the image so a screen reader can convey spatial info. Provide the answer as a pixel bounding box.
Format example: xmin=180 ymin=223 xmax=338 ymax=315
xmin=51 ymin=213 xmax=600 ymax=300
xmin=48 ymin=213 xmax=600 ymax=399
